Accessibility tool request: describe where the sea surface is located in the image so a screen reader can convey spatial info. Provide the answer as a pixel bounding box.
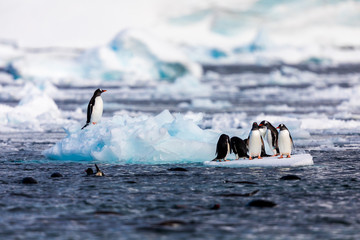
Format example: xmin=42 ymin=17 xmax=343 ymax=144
xmin=1 ymin=64 xmax=360 ymax=240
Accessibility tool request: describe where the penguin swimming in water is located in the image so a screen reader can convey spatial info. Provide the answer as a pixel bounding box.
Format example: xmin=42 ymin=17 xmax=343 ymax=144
xmin=277 ymin=124 xmax=294 ymax=158
xmin=94 ymin=164 xmax=105 ymax=176
xmin=85 ymin=164 xmax=105 ymax=176
xmin=259 ymin=120 xmax=279 ymax=156
xmin=230 ymin=136 xmax=248 ymax=159
xmin=82 ymin=88 xmax=107 ymax=130
xmin=247 ymin=122 xmax=264 ymax=160
xmin=213 ymin=134 xmax=231 ymax=162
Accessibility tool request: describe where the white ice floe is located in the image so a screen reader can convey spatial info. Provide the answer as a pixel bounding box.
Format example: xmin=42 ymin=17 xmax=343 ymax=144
xmin=0 ymin=83 xmax=77 ymax=131
xmin=156 ymin=75 xmax=211 ymax=97
xmin=44 ymin=110 xmax=220 ymax=163
xmin=204 ymin=154 xmax=314 ymax=168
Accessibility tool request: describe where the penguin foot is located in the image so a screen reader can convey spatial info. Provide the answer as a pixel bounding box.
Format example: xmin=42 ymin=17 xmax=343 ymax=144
xmin=249 ymin=156 xmax=253 ymax=160
xmin=278 ymin=155 xmax=284 ymax=159
xmin=286 ymin=155 xmax=291 ymax=158
xmin=258 ymin=156 xmax=262 ymax=159
xmin=92 ymin=122 xmax=96 ymax=125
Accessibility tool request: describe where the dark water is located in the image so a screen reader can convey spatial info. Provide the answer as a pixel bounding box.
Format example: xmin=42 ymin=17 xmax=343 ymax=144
xmin=1 ymin=64 xmax=360 ymax=239
xmin=1 ymin=133 xmax=360 ymax=239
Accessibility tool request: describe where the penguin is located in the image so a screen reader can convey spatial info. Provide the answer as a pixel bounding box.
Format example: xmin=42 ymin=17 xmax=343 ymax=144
xmin=82 ymin=88 xmax=107 ymax=130
xmin=230 ymin=136 xmax=248 ymax=159
xmin=247 ymin=122 xmax=264 ymax=160
xmin=85 ymin=164 xmax=105 ymax=176
xmin=95 ymin=164 xmax=105 ymax=176
xmin=276 ymin=124 xmax=294 ymax=158
xmin=212 ymin=134 xmax=231 ymax=162
xmin=259 ymin=120 xmax=279 ymax=156
xmin=85 ymin=167 xmax=94 ymax=176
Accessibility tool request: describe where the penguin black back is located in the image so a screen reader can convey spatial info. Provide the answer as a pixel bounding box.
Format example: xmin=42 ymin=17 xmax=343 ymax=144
xmin=230 ymin=136 xmax=248 ymax=159
xmin=259 ymin=120 xmax=279 ymax=149
xmin=214 ymin=134 xmax=231 ymax=160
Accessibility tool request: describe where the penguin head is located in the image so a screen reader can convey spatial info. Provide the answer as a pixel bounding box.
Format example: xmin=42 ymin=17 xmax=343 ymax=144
xmin=94 ymin=88 xmax=107 ymax=96
xmin=85 ymin=168 xmax=94 ymax=175
xmin=219 ymin=134 xmax=230 ymax=144
xmin=259 ymin=120 xmax=268 ymax=127
xmin=277 ymin=124 xmax=288 ymax=131
xmin=251 ymin=122 xmax=259 ymax=130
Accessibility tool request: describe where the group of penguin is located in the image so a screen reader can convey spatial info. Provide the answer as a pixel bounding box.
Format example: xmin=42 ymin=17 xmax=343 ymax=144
xmin=81 ymin=89 xmax=294 ymax=163
xmin=213 ymin=121 xmax=294 ymax=162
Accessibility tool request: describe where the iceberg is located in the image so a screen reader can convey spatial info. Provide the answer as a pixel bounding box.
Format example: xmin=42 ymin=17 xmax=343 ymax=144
xmin=44 ymin=110 xmax=220 ymax=163
xmin=0 ymin=83 xmax=76 ymax=131
xmin=7 ymin=29 xmax=203 ymax=83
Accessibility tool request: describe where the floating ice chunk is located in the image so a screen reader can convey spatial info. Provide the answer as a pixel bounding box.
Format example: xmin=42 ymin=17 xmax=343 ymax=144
xmin=105 ymin=29 xmax=202 ymax=81
xmin=0 ymin=41 xmax=22 ymax=68
xmin=156 ymin=75 xmax=212 ymax=97
xmin=44 ymin=110 xmax=220 ymax=163
xmin=0 ymin=83 xmax=74 ymax=131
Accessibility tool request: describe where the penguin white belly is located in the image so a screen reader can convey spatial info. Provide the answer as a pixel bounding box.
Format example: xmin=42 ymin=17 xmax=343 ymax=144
xmin=248 ymin=131 xmax=262 ymax=157
xmin=278 ymin=130 xmax=292 ymax=155
xmin=259 ymin=127 xmax=266 ymax=137
xmin=226 ymin=142 xmax=230 ymax=159
xmin=90 ymin=97 xmax=103 ymax=123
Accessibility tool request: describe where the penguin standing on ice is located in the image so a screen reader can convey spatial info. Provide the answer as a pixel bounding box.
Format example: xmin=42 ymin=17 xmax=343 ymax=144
xmin=212 ymin=134 xmax=231 ymax=162
xmin=259 ymin=120 xmax=279 ymax=156
xmin=82 ymin=88 xmax=107 ymax=130
xmin=247 ymin=122 xmax=264 ymax=160
xmin=277 ymin=124 xmax=294 ymax=158
xmin=230 ymin=136 xmax=248 ymax=159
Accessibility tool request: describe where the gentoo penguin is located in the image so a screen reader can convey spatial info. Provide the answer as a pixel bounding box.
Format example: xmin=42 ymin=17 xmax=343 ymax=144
xmin=259 ymin=120 xmax=279 ymax=156
xmin=85 ymin=164 xmax=105 ymax=176
xmin=277 ymin=124 xmax=294 ymax=158
xmin=212 ymin=134 xmax=231 ymax=162
xmin=85 ymin=167 xmax=94 ymax=176
xmin=95 ymin=164 xmax=105 ymax=176
xmin=230 ymin=136 xmax=248 ymax=159
xmin=82 ymin=88 xmax=107 ymax=129
xmin=247 ymin=122 xmax=264 ymax=160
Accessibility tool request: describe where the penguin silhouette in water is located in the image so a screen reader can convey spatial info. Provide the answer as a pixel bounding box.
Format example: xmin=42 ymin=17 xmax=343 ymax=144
xmin=212 ymin=134 xmax=231 ymax=162
xmin=82 ymin=88 xmax=107 ymax=130
xmin=247 ymin=122 xmax=264 ymax=160
xmin=85 ymin=164 xmax=105 ymax=176
xmin=259 ymin=120 xmax=279 ymax=156
xmin=230 ymin=136 xmax=248 ymax=160
xmin=277 ymin=124 xmax=294 ymax=158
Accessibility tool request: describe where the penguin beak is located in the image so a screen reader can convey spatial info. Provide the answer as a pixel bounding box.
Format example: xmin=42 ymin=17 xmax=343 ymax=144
xmin=102 ymin=90 xmax=107 ymax=92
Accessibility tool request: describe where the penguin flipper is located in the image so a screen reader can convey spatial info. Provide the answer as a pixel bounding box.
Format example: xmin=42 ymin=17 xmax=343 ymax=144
xmin=81 ymin=123 xmax=89 ymax=130
xmin=95 ymin=164 xmax=100 ymax=172
xmin=87 ymin=103 xmax=93 ymax=123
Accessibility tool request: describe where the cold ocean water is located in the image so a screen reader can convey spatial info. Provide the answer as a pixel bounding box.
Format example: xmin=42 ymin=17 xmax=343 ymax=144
xmin=1 ymin=64 xmax=360 ymax=240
